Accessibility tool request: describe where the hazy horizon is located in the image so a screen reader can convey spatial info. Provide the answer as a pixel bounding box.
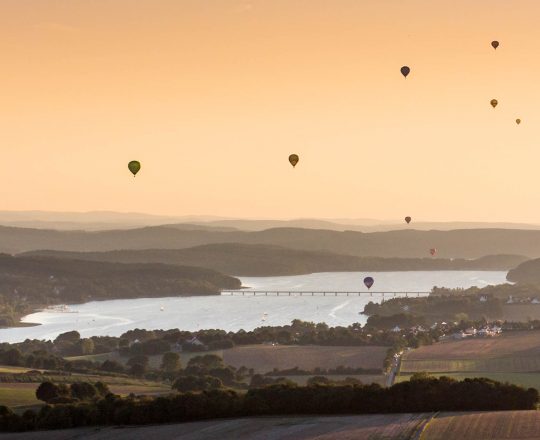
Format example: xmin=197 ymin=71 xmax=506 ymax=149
xmin=3 ymin=1 xmax=540 ymax=222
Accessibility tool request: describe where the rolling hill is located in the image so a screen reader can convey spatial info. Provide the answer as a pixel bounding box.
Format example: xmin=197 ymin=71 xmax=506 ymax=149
xmin=507 ymin=258 xmax=540 ymax=284
xmin=5 ymin=225 xmax=540 ymax=258
xmin=22 ymin=244 xmax=528 ymax=276
xmin=0 ymin=254 xmax=240 ymax=306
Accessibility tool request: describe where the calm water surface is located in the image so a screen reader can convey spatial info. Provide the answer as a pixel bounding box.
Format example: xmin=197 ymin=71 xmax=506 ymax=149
xmin=0 ymin=271 xmax=508 ymax=343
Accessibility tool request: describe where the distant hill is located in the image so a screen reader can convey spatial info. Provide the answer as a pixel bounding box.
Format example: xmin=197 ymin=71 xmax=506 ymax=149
xmin=22 ymin=245 xmax=528 ymax=276
xmin=198 ymin=219 xmax=540 ymax=232
xmin=6 ymin=226 xmax=540 ymax=258
xmin=0 ymin=254 xmax=240 ymax=305
xmin=2 ymin=211 xmax=539 ymax=232
xmin=0 ymin=211 xmax=235 ymax=231
xmin=507 ymin=258 xmax=540 ymax=284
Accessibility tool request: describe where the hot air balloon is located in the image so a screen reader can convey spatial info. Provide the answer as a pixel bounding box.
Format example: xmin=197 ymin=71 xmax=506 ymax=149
xmin=405 ymin=216 xmax=412 ymax=224
xmin=289 ymin=154 xmax=299 ymax=168
xmin=491 ymin=40 xmax=499 ymax=50
xmin=516 ymin=119 xmax=521 ymax=125
xmin=128 ymin=161 xmax=141 ymax=177
xmin=400 ymin=66 xmax=410 ymax=78
xmin=490 ymin=99 xmax=498 ymax=108
xmin=364 ymin=276 xmax=374 ymax=289
xmin=430 ymin=248 xmax=437 ymax=257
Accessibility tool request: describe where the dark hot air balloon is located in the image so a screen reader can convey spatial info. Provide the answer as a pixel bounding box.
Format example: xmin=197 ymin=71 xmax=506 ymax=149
xmin=289 ymin=154 xmax=299 ymax=168
xmin=491 ymin=40 xmax=499 ymax=50
xmin=516 ymin=119 xmax=521 ymax=125
xmin=490 ymin=99 xmax=498 ymax=108
xmin=400 ymin=66 xmax=410 ymax=78
xmin=405 ymin=216 xmax=412 ymax=224
xmin=364 ymin=276 xmax=374 ymax=289
xmin=128 ymin=161 xmax=141 ymax=177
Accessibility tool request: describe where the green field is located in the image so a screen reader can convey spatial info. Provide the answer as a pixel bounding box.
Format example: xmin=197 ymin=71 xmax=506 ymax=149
xmin=0 ymin=381 xmax=170 ymax=408
xmin=400 ymin=356 xmax=540 ymax=374
xmin=0 ymin=384 xmax=41 ymax=407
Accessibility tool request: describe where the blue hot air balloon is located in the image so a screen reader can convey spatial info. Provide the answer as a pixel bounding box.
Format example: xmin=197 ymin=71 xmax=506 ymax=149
xmin=364 ymin=276 xmax=374 ymax=289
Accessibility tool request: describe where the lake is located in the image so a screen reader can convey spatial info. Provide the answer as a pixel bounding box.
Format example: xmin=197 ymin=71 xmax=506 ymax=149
xmin=0 ymin=271 xmax=508 ymax=343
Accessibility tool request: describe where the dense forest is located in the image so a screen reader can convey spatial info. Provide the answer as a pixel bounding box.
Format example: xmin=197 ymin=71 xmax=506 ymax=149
xmin=507 ymin=257 xmax=540 ymax=284
xmin=0 ymin=254 xmax=240 ymax=326
xmin=23 ymin=245 xmax=527 ymax=276
xmin=0 ymin=375 xmax=536 ymax=432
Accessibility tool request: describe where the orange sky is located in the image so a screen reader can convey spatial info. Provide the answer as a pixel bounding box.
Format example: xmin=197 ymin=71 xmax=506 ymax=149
xmin=2 ymin=0 xmax=540 ymax=222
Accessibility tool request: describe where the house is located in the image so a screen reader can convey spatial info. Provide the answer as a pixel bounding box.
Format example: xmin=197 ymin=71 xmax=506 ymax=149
xmin=464 ymin=327 xmax=477 ymax=336
xmin=507 ymin=296 xmax=514 ymax=304
xmin=186 ymin=336 xmax=204 ymax=346
xmin=479 ymin=295 xmax=488 ymax=302
xmin=451 ymin=331 xmax=469 ymax=339
xmin=532 ymin=298 xmax=540 ymax=304
xmin=391 ymin=326 xmax=401 ymax=332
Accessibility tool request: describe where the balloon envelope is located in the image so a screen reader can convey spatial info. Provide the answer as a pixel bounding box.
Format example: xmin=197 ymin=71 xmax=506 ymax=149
xmin=491 ymin=40 xmax=499 ymax=49
xmin=405 ymin=216 xmax=412 ymax=224
xmin=430 ymin=248 xmax=437 ymax=256
xmin=364 ymin=276 xmax=374 ymax=289
xmin=516 ymin=119 xmax=521 ymax=125
xmin=128 ymin=161 xmax=141 ymax=177
xmin=490 ymin=99 xmax=498 ymax=108
xmin=400 ymin=66 xmax=410 ymax=78
xmin=289 ymin=154 xmax=299 ymax=168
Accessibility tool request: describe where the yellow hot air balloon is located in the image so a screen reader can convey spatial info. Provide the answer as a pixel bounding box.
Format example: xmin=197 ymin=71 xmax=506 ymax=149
xmin=490 ymin=99 xmax=498 ymax=108
xmin=516 ymin=119 xmax=521 ymax=125
xmin=289 ymin=154 xmax=299 ymax=168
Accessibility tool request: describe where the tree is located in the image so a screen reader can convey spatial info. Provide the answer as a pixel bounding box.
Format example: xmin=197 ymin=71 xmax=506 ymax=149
xmin=1 ymin=348 xmax=24 ymax=366
xmin=160 ymin=352 xmax=180 ymax=372
xmin=100 ymin=360 xmax=124 ymax=373
xmin=70 ymin=382 xmax=97 ymax=401
xmin=54 ymin=331 xmax=81 ymax=344
xmin=187 ymin=354 xmax=223 ymax=370
xmin=307 ymin=376 xmax=331 ymax=386
xmin=130 ymin=363 xmax=147 ymax=377
xmin=172 ymin=375 xmax=223 ymax=393
xmin=94 ymin=382 xmax=110 ymax=397
xmin=35 ymin=382 xmax=68 ymax=403
xmin=78 ymin=339 xmax=95 ymax=355
xmin=127 ymin=355 xmax=149 ymax=369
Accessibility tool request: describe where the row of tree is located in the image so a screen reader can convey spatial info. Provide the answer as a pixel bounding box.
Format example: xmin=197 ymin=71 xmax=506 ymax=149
xmin=1 ymin=375 xmax=537 ymax=432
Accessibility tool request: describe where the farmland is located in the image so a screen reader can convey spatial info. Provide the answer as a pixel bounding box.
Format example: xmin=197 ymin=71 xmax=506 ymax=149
xmin=0 ymin=414 xmax=431 ymax=440
xmin=423 ymin=410 xmax=540 ymax=440
xmin=0 ymin=365 xmax=171 ymax=408
xmin=398 ymin=331 xmax=540 ymax=389
xmin=502 ymin=305 xmax=540 ymax=322
xmin=222 ymin=345 xmax=388 ymax=373
xmin=68 ymin=344 xmax=388 ymax=375
xmin=2 ymin=411 xmax=540 ymax=439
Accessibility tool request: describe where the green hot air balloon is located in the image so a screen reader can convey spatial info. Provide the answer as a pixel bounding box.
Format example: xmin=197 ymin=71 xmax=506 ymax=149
xmin=128 ymin=161 xmax=141 ymax=177
xmin=289 ymin=154 xmax=299 ymax=168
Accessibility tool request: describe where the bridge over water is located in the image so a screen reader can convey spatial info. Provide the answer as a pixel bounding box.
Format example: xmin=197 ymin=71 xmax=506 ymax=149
xmin=220 ymin=290 xmax=430 ymax=297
